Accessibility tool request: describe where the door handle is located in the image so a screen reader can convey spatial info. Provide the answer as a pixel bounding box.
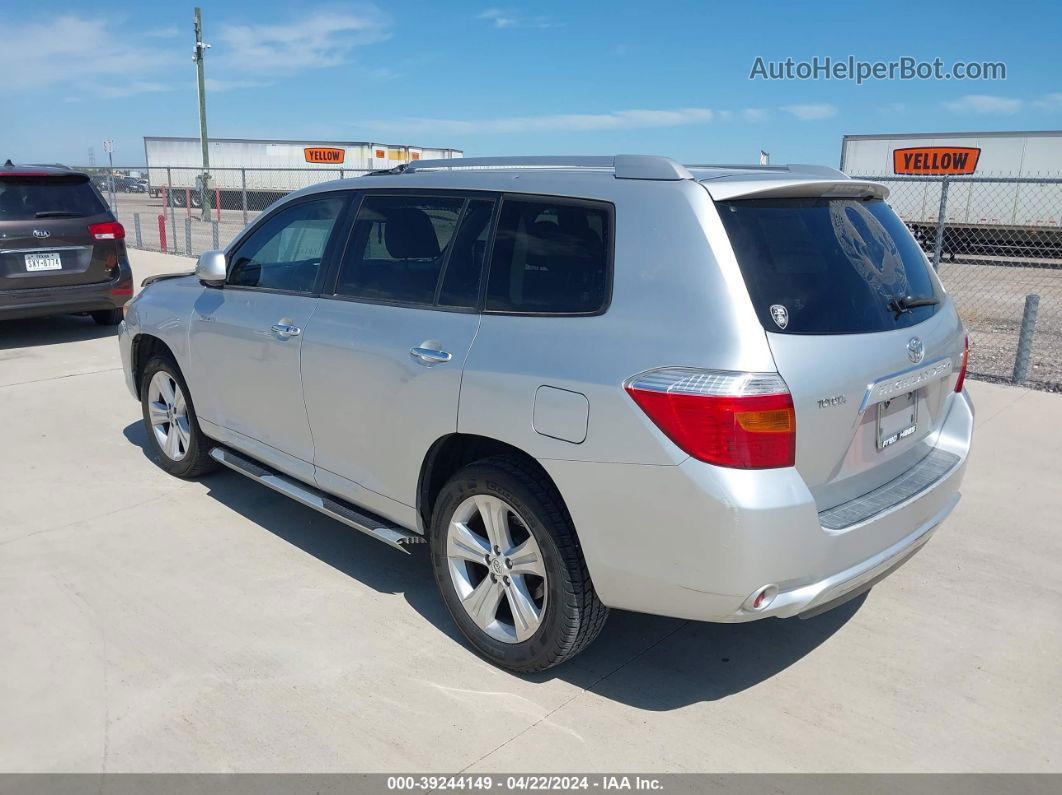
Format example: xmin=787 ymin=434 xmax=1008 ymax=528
xmin=271 ymin=323 xmax=302 ymax=338
xmin=410 ymin=346 xmax=452 ymax=365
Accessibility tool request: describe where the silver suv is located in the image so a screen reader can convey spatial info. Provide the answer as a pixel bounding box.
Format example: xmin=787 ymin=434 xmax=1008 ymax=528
xmin=119 ymin=156 xmax=973 ymax=672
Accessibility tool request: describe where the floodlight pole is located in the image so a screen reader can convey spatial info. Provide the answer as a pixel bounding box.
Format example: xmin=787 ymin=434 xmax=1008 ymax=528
xmin=194 ymin=7 xmax=211 ymax=222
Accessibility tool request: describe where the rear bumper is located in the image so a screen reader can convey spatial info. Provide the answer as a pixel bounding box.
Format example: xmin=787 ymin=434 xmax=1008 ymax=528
xmin=0 ymin=262 xmax=132 ymax=321
xmin=541 ymin=389 xmax=974 ymax=623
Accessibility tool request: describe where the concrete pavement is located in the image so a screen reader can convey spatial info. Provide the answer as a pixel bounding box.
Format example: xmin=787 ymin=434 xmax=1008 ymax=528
xmin=0 ymin=250 xmax=1059 ymax=772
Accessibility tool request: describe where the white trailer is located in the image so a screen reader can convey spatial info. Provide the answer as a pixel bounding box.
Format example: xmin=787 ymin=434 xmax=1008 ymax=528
xmin=841 ymin=130 xmax=1062 ymax=256
xmin=144 ymin=136 xmax=463 ymax=208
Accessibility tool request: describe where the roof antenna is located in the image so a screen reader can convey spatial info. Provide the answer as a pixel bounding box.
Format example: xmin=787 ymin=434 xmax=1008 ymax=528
xmin=3 ymin=159 xmax=13 ymax=167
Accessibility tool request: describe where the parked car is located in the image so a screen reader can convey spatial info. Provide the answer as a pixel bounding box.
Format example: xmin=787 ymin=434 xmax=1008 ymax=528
xmin=119 ymin=155 xmax=974 ymax=672
xmin=1 ymin=163 xmax=133 ymax=324
xmin=117 ymin=176 xmax=147 ymax=193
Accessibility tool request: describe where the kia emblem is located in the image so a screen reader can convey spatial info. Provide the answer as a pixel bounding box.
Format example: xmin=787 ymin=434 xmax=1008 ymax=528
xmin=32 ymin=229 xmax=51 ymax=239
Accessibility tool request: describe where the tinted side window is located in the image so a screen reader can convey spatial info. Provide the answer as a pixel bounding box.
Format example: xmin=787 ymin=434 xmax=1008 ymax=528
xmin=228 ymin=197 xmax=343 ymax=292
xmin=336 ymin=195 xmax=463 ymax=305
xmin=438 ymin=199 xmax=495 ymax=308
xmin=486 ymin=198 xmax=610 ymax=314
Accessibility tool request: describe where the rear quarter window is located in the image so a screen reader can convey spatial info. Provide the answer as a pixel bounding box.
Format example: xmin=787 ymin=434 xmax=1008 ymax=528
xmin=718 ymin=197 xmax=941 ymax=334
xmin=486 ymin=196 xmax=612 ymax=315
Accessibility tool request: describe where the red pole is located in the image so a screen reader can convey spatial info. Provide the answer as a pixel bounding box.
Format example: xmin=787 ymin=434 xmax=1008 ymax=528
xmin=157 ymin=214 xmax=167 ymax=254
xmin=215 ymin=188 xmax=221 ymax=223
xmin=185 ymin=188 xmax=192 ymax=219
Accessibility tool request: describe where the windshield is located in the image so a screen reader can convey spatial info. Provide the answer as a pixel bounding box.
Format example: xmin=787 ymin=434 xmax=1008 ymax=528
xmin=0 ymin=175 xmax=108 ymax=221
xmin=717 ymin=197 xmax=942 ymax=334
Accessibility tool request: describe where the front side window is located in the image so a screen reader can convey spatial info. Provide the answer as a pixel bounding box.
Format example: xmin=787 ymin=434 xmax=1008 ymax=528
xmin=336 ymin=195 xmax=464 ymax=305
xmin=486 ymin=198 xmax=611 ymax=314
xmin=227 ymin=197 xmax=344 ymax=292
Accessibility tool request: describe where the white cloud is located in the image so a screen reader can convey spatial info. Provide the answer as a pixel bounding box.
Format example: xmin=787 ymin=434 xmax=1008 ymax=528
xmin=1033 ymin=92 xmax=1062 ymax=111
xmin=356 ymin=108 xmax=716 ymax=135
xmin=0 ymin=15 xmax=181 ymax=91
xmin=943 ymin=94 xmax=1022 ymax=114
xmin=478 ymin=8 xmax=558 ymax=29
xmin=98 ymin=81 xmax=177 ymax=99
xmin=145 ymin=26 xmax=180 ymax=38
xmin=782 ymin=103 xmax=837 ymax=120
xmin=216 ymin=5 xmax=389 ymax=72
xmin=204 ymin=78 xmax=273 ymax=92
xmin=741 ymin=108 xmax=770 ymax=122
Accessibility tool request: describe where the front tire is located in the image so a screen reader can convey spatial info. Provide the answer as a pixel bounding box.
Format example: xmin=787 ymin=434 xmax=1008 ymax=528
xmin=140 ymin=356 xmax=218 ymax=478
xmin=429 ymin=455 xmax=608 ymax=673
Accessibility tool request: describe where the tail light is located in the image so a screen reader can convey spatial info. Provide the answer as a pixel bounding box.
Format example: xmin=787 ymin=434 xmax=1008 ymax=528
xmin=88 ymin=221 xmax=125 ymax=241
xmin=625 ymin=368 xmax=796 ymax=469
xmin=954 ymin=336 xmax=969 ymax=393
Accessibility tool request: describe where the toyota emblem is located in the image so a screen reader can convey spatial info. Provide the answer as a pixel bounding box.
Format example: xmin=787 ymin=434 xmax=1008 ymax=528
xmin=907 ymin=337 xmax=925 ymax=364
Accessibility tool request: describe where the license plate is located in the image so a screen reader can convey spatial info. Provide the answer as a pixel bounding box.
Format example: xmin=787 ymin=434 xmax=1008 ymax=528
xmin=877 ymin=392 xmax=918 ymax=449
xmin=25 ymin=252 xmax=62 ymax=271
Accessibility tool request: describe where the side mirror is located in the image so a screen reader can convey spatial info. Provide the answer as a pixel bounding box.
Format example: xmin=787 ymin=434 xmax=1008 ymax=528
xmin=195 ymin=250 xmax=227 ymax=287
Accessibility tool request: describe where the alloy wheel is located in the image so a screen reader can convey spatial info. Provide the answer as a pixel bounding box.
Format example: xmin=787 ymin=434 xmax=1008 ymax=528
xmin=147 ymin=371 xmax=191 ymax=461
xmin=445 ymin=494 xmax=548 ymax=643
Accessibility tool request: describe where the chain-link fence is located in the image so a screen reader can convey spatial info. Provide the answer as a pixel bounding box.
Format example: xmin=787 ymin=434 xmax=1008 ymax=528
xmin=853 ymin=174 xmax=1062 ymax=392
xmin=83 ymin=165 xmax=1062 ymax=392
xmin=76 ymin=165 xmax=372 ymax=258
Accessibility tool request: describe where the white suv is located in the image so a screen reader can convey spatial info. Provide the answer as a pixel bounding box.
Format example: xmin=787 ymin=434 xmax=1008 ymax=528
xmin=120 ymin=156 xmax=973 ymax=672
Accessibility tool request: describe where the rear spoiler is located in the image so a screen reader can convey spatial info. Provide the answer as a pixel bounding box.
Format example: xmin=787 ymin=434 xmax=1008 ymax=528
xmin=703 ymin=177 xmax=889 ymax=202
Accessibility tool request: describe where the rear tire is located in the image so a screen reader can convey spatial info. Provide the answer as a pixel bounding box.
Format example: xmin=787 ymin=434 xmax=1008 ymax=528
xmin=91 ymin=308 xmax=123 ymax=326
xmin=429 ymin=455 xmax=608 ymax=673
xmin=140 ymin=355 xmax=218 ymax=479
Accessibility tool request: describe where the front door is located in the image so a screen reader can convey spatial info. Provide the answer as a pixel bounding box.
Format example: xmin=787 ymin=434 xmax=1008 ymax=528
xmin=301 ymin=193 xmax=494 ymax=520
xmin=190 ymin=193 xmax=348 ymax=479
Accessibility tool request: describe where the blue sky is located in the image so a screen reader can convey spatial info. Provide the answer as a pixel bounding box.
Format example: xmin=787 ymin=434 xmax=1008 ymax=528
xmin=2 ymin=0 xmax=1060 ymax=167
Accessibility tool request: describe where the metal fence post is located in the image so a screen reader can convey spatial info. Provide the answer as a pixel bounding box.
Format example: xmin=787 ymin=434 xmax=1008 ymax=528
xmin=931 ymin=174 xmax=950 ymax=269
xmin=212 ymin=221 xmax=220 ymax=250
xmin=133 ymin=213 xmax=143 ymax=248
xmin=184 ymin=217 xmax=192 ymax=256
xmin=157 ymin=214 xmax=167 ymax=254
xmin=167 ymin=168 xmax=177 ymax=253
xmin=1012 ymin=294 xmax=1041 ymax=385
xmin=241 ymin=168 xmax=248 ymax=225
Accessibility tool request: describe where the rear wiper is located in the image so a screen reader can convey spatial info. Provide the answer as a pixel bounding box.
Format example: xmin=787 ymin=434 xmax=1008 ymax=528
xmin=888 ymin=294 xmax=939 ymax=317
xmin=34 ymin=211 xmax=82 ymax=218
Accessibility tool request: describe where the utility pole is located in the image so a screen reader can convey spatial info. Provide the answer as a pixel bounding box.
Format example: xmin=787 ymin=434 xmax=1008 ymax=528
xmin=193 ymin=7 xmax=211 ymax=221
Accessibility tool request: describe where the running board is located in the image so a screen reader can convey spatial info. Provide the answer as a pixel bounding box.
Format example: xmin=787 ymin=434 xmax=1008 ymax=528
xmin=209 ymin=447 xmax=419 ymax=553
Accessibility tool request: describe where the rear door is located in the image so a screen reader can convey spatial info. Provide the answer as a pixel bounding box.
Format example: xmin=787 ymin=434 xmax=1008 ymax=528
xmin=0 ymin=173 xmax=119 ymax=290
xmin=301 ymin=192 xmax=492 ymax=514
xmin=715 ymin=194 xmax=966 ymax=509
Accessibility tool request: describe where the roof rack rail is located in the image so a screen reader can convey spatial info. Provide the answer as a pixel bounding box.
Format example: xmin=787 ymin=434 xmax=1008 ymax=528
xmin=687 ymin=162 xmax=847 ymax=178
xmin=393 ymin=155 xmax=693 ymax=181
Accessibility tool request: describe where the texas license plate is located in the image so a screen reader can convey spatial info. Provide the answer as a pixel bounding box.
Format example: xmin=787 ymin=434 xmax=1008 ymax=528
xmin=25 ymin=252 xmax=62 ymax=271
xmin=877 ymin=392 xmax=918 ymax=449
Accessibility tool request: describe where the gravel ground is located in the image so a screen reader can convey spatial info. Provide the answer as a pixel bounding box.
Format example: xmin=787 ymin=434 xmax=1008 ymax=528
xmin=939 ymin=258 xmax=1062 ymax=392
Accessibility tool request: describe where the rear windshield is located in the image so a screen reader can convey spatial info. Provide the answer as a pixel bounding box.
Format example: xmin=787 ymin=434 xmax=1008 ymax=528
xmin=717 ymin=197 xmax=941 ymax=334
xmin=0 ymin=175 xmax=108 ymax=221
